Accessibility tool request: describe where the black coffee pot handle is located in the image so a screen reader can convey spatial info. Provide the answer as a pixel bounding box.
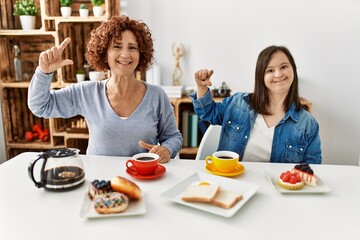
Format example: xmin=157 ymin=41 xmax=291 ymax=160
xmin=28 ymin=154 xmax=48 ymax=188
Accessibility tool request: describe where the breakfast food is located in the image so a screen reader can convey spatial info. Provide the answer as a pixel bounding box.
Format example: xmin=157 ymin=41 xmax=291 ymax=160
xmin=88 ymin=179 xmax=112 ymax=200
xmin=93 ymin=192 xmax=129 ymax=214
xmin=211 ymin=189 xmax=243 ymax=209
xmin=111 ymin=176 xmax=142 ymax=200
xmin=277 ymin=171 xmax=304 ymax=190
xmin=181 ymin=181 xmax=220 ymax=203
xmin=191 ymin=181 xmax=219 ymax=187
xmin=291 ymin=163 xmax=317 ymax=186
xmin=181 ymin=181 xmax=243 ymax=209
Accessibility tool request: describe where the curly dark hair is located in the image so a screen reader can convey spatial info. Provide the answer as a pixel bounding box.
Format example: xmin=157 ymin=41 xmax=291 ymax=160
xmin=249 ymin=45 xmax=304 ymax=114
xmin=85 ymin=16 xmax=154 ymax=72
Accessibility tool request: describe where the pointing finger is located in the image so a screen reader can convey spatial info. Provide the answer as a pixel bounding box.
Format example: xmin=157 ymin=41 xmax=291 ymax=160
xmin=58 ymin=37 xmax=71 ymax=52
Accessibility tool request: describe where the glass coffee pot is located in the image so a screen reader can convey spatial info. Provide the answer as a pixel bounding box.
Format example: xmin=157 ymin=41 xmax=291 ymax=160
xmin=28 ymin=148 xmax=85 ymax=191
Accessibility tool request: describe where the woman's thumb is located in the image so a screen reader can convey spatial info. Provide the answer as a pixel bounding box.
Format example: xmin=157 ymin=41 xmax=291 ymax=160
xmin=60 ymin=59 xmax=74 ymax=68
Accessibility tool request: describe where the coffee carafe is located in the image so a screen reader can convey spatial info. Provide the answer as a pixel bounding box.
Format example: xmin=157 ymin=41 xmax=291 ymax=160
xmin=28 ymin=148 xmax=85 ymax=191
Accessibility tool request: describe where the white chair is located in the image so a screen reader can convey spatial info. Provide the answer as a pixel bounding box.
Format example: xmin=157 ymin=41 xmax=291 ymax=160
xmin=195 ymin=125 xmax=222 ymax=160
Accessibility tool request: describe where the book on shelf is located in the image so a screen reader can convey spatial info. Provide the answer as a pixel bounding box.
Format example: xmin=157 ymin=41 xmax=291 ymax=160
xmin=189 ymin=112 xmax=198 ymax=147
xmin=182 ymin=111 xmax=210 ymax=148
xmin=182 ymin=110 xmax=190 ymax=147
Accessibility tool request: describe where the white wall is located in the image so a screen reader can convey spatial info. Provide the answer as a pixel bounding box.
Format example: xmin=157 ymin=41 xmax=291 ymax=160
xmin=126 ymin=0 xmax=360 ymax=165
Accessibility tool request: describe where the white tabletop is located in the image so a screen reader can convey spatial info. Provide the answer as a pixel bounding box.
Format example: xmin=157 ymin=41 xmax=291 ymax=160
xmin=1 ymin=152 xmax=359 ymax=240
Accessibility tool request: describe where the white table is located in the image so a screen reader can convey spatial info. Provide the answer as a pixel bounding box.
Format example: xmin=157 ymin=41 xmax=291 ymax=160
xmin=1 ymin=152 xmax=359 ymax=240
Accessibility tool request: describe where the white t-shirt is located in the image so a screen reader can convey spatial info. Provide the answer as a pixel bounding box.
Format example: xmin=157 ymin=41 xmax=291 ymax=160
xmin=242 ymin=114 xmax=274 ymax=162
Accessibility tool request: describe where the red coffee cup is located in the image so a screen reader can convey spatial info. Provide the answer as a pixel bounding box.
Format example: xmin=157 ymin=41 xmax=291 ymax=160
xmin=126 ymin=153 xmax=160 ymax=175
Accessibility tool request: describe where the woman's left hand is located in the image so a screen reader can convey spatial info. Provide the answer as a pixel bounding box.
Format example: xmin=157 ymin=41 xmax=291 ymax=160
xmin=138 ymin=141 xmax=171 ymax=163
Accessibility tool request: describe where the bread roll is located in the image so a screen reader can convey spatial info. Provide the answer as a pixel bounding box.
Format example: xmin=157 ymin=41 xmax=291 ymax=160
xmin=111 ymin=176 xmax=142 ymax=200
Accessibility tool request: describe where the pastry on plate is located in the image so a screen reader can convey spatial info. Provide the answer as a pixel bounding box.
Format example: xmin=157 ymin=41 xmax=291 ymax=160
xmin=93 ymin=192 xmax=129 ymax=214
xmin=277 ymin=171 xmax=304 ymax=190
xmin=291 ymin=163 xmax=317 ymax=186
xmin=111 ymin=176 xmax=142 ymax=200
xmin=88 ymin=179 xmax=112 ymax=200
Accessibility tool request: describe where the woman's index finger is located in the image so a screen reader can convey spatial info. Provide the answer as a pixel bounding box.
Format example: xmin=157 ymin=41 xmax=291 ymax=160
xmin=58 ymin=38 xmax=71 ymax=52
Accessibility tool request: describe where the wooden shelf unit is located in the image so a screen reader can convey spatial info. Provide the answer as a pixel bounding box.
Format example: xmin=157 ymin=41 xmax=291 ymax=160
xmin=0 ymin=0 xmax=120 ymax=159
xmin=170 ymin=96 xmax=223 ymax=159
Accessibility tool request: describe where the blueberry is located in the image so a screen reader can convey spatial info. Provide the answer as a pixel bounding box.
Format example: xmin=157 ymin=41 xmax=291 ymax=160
xmin=300 ymin=166 xmax=307 ymax=171
xmin=308 ymin=169 xmax=314 ymax=175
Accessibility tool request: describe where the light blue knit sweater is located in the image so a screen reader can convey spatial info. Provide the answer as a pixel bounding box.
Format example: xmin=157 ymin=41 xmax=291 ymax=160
xmin=28 ymin=68 xmax=183 ymax=158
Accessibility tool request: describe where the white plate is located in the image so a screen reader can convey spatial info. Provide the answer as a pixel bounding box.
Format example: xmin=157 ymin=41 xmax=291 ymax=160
xmin=160 ymin=172 xmax=260 ymax=218
xmin=264 ymin=171 xmax=331 ymax=194
xmin=80 ymin=191 xmax=146 ymax=218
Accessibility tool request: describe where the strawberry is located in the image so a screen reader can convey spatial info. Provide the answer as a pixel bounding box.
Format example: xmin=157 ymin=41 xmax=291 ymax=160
xmin=282 ymin=174 xmax=290 ymax=182
xmin=290 ymin=176 xmax=297 ymax=184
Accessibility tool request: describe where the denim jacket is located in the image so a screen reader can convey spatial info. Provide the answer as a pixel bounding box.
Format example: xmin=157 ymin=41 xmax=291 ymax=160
xmin=190 ymin=90 xmax=322 ymax=164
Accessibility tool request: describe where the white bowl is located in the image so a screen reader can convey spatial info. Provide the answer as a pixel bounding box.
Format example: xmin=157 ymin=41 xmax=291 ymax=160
xmin=89 ymin=71 xmax=106 ymax=81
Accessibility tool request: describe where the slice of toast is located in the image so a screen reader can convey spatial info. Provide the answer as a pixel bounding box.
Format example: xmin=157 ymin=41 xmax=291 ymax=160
xmin=211 ymin=189 xmax=243 ymax=209
xmin=181 ymin=185 xmax=220 ymax=203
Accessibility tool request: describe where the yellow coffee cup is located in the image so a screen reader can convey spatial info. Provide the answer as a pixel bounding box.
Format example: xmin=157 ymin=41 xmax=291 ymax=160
xmin=205 ymin=151 xmax=239 ymax=173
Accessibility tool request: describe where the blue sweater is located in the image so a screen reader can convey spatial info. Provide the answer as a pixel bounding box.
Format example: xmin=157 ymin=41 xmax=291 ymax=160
xmin=28 ymin=68 xmax=183 ymax=158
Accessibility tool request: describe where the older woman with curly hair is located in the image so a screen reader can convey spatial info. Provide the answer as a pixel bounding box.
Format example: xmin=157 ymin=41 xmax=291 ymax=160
xmin=28 ymin=16 xmax=182 ymax=163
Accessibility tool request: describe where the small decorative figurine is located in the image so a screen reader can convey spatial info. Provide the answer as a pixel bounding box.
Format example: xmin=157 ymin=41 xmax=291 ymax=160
xmin=13 ymin=45 xmax=23 ymax=81
xmin=172 ymin=43 xmax=185 ymax=86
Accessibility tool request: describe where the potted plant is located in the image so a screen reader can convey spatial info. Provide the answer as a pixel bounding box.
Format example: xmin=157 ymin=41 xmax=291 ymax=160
xmin=13 ymin=0 xmax=40 ymax=30
xmin=76 ymin=69 xmax=86 ymax=82
xmin=79 ymin=4 xmax=89 ymax=17
xmin=60 ymin=0 xmax=72 ymax=18
xmin=91 ymin=0 xmax=104 ymax=17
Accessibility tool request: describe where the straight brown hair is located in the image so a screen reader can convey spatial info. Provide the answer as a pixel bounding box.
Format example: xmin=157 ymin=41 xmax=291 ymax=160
xmin=249 ymin=45 xmax=305 ymax=115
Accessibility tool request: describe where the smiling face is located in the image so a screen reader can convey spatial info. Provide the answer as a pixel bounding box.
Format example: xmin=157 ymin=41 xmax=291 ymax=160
xmin=106 ymin=30 xmax=140 ymax=78
xmin=264 ymin=51 xmax=294 ymax=94
xmin=264 ymin=51 xmax=294 ymax=96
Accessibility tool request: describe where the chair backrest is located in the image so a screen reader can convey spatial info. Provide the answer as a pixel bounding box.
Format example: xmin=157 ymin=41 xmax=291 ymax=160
xmin=195 ymin=125 xmax=222 ymax=160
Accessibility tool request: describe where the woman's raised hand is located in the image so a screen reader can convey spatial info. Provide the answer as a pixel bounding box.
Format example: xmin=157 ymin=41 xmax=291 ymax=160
xmin=194 ymin=69 xmax=214 ymax=98
xmin=39 ymin=37 xmax=74 ymax=74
